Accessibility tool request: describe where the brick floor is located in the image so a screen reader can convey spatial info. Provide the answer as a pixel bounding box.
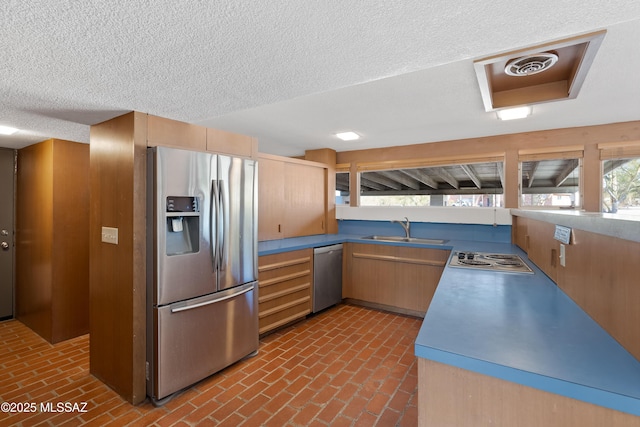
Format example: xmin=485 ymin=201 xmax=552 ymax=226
xmin=0 ymin=304 xmax=420 ymax=426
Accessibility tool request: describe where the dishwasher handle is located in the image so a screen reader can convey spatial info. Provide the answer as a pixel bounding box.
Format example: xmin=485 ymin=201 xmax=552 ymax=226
xmin=313 ymin=244 xmax=343 ymax=255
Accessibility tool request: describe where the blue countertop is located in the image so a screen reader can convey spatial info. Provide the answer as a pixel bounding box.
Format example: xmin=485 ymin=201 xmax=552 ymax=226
xmin=258 ymin=233 xmax=640 ymax=417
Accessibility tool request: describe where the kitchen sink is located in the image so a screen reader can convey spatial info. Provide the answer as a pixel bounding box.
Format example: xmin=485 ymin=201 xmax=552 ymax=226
xmin=362 ymin=235 xmax=448 ymax=245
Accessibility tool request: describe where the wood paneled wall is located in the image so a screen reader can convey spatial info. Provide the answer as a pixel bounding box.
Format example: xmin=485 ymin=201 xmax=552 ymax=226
xmin=89 ymin=112 xmax=147 ymax=404
xmin=419 ymin=358 xmax=640 ymax=427
xmin=336 ymin=121 xmax=640 ymax=211
xmin=513 ymin=216 xmax=640 ymax=361
xmin=16 ymin=139 xmax=89 ymax=343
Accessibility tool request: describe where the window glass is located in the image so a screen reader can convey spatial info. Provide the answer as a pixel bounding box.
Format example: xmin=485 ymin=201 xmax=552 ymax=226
xmin=336 ymin=172 xmax=350 ymax=205
xmin=356 ymin=161 xmax=504 ymax=207
xmin=602 ymin=157 xmax=640 ymax=216
xmin=520 ymin=158 xmax=581 ymax=208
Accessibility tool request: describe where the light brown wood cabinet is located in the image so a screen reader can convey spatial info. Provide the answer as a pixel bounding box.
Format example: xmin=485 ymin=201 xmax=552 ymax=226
xmin=258 ymin=249 xmax=313 ymax=335
xmin=147 ymin=114 xmax=207 ymax=150
xmin=343 ymin=243 xmax=449 ymax=317
xmin=520 ymin=218 xmax=559 ymax=282
xmin=258 ymin=154 xmax=326 ymax=241
xmin=147 ymin=114 xmax=257 ymax=158
xmin=512 ymin=215 xmax=529 ymax=252
xmin=16 ymin=139 xmax=89 ymax=343
xmin=258 ymin=157 xmax=285 ymax=241
xmin=284 ymin=162 xmax=325 ymax=237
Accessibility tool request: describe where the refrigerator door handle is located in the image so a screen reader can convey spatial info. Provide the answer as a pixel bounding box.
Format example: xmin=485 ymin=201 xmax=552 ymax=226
xmin=218 ymin=179 xmax=228 ymax=271
xmin=210 ymin=179 xmax=220 ymax=272
xmin=170 ymin=284 xmax=254 ymax=313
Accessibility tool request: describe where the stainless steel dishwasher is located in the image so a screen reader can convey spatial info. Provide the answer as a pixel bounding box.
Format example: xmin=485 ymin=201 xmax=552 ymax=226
xmin=313 ymin=244 xmax=343 ymax=313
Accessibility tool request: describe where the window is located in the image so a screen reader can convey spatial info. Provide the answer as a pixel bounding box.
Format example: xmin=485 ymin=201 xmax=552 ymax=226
xmin=602 ymin=157 xmax=640 ymax=216
xmin=519 ymin=158 xmax=581 ymax=208
xmin=336 ymin=172 xmax=350 ymax=205
xmin=354 ymin=161 xmax=504 ymax=207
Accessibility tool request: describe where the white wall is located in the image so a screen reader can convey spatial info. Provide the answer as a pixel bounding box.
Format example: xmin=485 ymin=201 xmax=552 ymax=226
xmin=336 ymin=206 xmax=512 ymax=225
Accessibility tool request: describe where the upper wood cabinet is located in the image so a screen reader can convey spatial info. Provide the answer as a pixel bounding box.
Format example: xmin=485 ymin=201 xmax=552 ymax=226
xmin=147 ymin=114 xmax=207 ymax=150
xmin=16 ymin=139 xmax=90 ymax=344
xmin=147 ymin=114 xmax=257 ymax=158
xmin=258 ymin=157 xmax=285 ymax=241
xmin=207 ymin=127 xmax=257 ymax=158
xmin=284 ymin=162 xmax=325 ymax=237
xmin=259 ymin=154 xmax=327 ymax=241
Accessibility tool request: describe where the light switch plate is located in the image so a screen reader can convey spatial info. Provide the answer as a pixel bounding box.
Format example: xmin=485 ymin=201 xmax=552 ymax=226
xmin=101 ymin=226 xmax=118 ymax=245
xmin=559 ymin=244 xmax=566 ymax=267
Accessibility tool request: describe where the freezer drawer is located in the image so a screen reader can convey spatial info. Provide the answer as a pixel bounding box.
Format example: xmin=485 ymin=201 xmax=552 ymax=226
xmin=148 ymin=282 xmax=258 ymax=401
xmin=313 ymin=244 xmax=343 ymax=313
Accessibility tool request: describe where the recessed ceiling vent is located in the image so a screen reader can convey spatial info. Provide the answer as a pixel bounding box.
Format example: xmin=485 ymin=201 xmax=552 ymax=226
xmin=473 ymin=30 xmax=606 ymax=111
xmin=504 ymin=52 xmax=559 ymax=76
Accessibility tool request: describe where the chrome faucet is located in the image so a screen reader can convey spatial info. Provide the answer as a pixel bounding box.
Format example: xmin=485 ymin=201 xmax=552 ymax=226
xmin=392 ymin=217 xmax=411 ymax=238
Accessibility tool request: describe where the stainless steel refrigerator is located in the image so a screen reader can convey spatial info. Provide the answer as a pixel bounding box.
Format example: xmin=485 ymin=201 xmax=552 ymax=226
xmin=146 ymin=146 xmax=258 ymax=404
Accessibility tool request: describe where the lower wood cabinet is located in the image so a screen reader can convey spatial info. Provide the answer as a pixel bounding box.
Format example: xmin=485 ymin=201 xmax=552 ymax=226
xmin=344 ymin=243 xmax=450 ymax=317
xmin=523 ymin=219 xmax=559 ymax=282
xmin=258 ymin=249 xmax=313 ymax=335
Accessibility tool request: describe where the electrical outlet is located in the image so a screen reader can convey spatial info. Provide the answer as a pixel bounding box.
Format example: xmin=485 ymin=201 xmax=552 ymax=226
xmin=559 ymin=244 xmax=566 ymax=267
xmin=101 ymin=226 xmax=119 ymax=245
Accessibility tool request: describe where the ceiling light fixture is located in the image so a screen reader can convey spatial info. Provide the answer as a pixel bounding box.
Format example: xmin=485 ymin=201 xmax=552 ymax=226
xmin=335 ymin=131 xmax=360 ymax=141
xmin=0 ymin=125 xmax=19 ymax=135
xmin=496 ymin=106 xmax=532 ymax=121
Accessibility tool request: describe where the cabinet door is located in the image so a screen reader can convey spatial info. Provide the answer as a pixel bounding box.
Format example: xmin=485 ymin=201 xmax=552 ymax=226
xmin=147 ymin=115 xmax=207 ymax=150
xmin=345 ymin=243 xmax=448 ymax=316
xmin=206 ymin=128 xmax=257 ymax=158
xmin=284 ymin=163 xmax=325 ymax=237
xmin=527 ymin=219 xmax=559 ymax=282
xmin=258 ymin=158 xmax=285 ymax=241
xmin=512 ymin=216 xmax=529 ymax=252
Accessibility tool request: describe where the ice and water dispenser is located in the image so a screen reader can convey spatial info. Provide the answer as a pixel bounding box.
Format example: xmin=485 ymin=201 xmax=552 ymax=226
xmin=165 ymin=196 xmax=200 ymax=256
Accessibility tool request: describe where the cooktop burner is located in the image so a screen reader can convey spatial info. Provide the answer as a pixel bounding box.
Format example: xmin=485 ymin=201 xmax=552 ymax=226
xmin=449 ymin=251 xmax=533 ymax=273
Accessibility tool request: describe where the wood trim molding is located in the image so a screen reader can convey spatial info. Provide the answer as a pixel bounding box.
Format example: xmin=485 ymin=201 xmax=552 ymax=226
xmin=519 ymin=149 xmax=584 ymax=162
xmin=518 ymin=145 xmax=585 ymax=155
xmin=356 ymin=153 xmax=505 ymax=172
xmin=599 ymin=140 xmax=640 ymax=160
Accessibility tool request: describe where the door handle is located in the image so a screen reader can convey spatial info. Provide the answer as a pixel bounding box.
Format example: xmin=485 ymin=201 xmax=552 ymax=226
xmin=171 ymin=284 xmax=253 ymax=313
xmin=1 ymin=242 xmax=9 ymax=250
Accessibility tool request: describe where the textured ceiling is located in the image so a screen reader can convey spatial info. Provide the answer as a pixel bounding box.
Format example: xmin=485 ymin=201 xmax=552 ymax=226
xmin=2 ymin=1 xmax=640 ymax=155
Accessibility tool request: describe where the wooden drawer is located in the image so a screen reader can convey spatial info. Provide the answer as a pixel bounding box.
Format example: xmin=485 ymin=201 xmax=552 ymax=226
xmin=258 ymin=248 xmax=313 ymax=335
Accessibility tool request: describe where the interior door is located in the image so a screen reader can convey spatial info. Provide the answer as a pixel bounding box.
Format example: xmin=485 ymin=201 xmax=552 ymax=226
xmin=0 ymin=148 xmax=15 ymax=320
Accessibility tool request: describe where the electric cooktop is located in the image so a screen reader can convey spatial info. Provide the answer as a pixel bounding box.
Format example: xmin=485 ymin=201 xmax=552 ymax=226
xmin=449 ymin=251 xmax=534 ymax=274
